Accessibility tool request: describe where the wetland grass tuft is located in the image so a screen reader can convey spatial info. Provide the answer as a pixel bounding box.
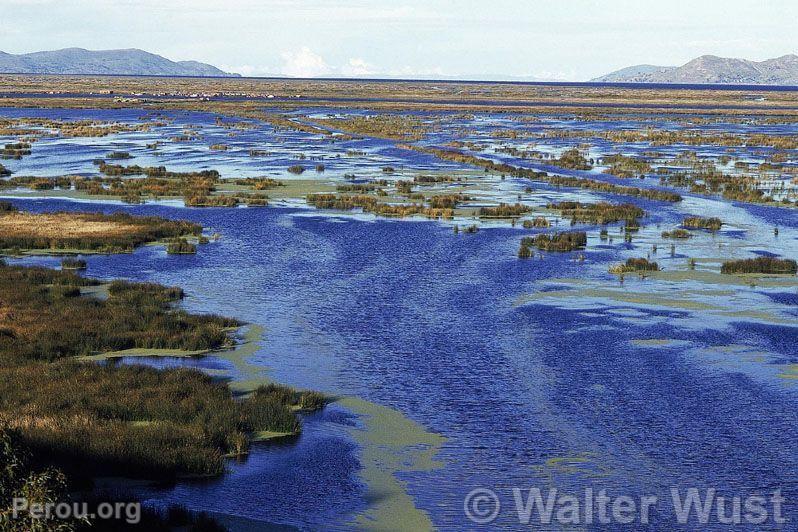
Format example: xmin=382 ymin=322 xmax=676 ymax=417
xmin=721 ymin=257 xmax=797 ymax=275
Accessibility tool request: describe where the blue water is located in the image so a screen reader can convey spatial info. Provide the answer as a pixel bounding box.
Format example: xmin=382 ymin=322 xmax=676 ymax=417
xmin=8 ymin=196 xmax=798 ymax=530
xmin=4 ymin=104 xmax=798 ymax=529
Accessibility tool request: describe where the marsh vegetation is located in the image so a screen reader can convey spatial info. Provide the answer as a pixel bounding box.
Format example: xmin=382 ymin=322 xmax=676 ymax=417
xmin=0 ymin=264 xmax=326 ymax=484
xmin=721 ymin=257 xmax=797 ymax=275
xmin=521 ymin=231 xmax=587 ymax=252
xmin=0 ymin=203 xmax=203 ymax=254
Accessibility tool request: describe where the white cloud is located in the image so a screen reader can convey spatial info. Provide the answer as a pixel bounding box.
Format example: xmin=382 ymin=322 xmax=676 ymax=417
xmin=340 ymin=57 xmax=375 ymax=77
xmin=386 ymin=65 xmax=446 ymax=78
xmin=280 ymin=47 xmax=330 ymax=77
xmin=220 ymin=64 xmax=279 ymax=77
xmin=531 ymin=69 xmax=578 ymax=82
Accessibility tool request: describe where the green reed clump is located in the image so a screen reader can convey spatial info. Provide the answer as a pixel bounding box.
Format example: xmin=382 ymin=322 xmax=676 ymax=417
xmin=662 ymin=228 xmax=692 ymax=239
xmin=518 ymin=242 xmax=534 ymax=258
xmin=0 ymin=424 xmax=71 ymax=530
xmin=0 ymin=266 xmax=236 ymax=362
xmin=554 ymin=148 xmax=592 ymax=170
xmin=609 ymin=257 xmax=659 ymax=274
xmin=336 ymin=183 xmax=382 ymax=193
xmin=407 ymin=147 xmax=681 ymax=202
xmin=166 ymin=238 xmax=197 ymax=254
xmin=0 ymin=362 xmax=320 ymax=480
xmin=306 ymin=193 xmax=454 ymax=219
xmin=601 ymin=154 xmax=652 ymax=178
xmin=522 ymin=231 xmax=587 ymax=252
xmin=549 ymin=201 xmax=644 ymax=225
xmin=0 ymin=200 xmax=18 ymax=212
xmin=184 ymin=194 xmax=240 ymax=207
xmin=683 ymin=216 xmax=723 ymax=231
xmin=429 ymin=193 xmax=469 ymax=209
xmin=232 ymin=177 xmax=284 ymax=190
xmin=522 ymin=217 xmax=550 ymax=228
xmin=721 ymin=257 xmax=797 ymax=275
xmin=60 ymin=257 xmax=87 ymax=270
xmin=479 ymin=203 xmax=531 ymax=218
xmin=1 ymin=142 xmax=31 ymax=160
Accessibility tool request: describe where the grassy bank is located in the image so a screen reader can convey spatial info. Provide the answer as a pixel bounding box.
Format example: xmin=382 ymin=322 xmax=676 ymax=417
xmin=0 ymin=202 xmax=202 ymax=254
xmin=0 ymin=263 xmax=325 ymax=483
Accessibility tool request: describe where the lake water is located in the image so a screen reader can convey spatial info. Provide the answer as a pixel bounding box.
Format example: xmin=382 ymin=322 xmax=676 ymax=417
xmin=3 ymin=106 xmax=798 ymax=530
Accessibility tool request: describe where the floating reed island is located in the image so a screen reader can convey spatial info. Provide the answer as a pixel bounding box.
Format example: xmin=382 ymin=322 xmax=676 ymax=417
xmin=0 ymin=202 xmax=204 ymax=254
xmin=0 ymin=262 xmax=326 ymax=488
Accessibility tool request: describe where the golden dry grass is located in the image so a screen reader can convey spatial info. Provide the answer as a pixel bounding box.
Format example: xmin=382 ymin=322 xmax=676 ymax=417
xmin=0 ymin=212 xmax=138 ymax=239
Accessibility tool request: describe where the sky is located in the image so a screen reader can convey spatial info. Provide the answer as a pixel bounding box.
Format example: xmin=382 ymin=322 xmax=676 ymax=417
xmin=1 ymin=0 xmax=796 ymax=80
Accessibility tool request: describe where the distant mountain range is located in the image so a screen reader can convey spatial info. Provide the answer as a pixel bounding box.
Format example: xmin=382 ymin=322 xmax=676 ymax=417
xmin=592 ymin=54 xmax=798 ymax=85
xmin=0 ymin=48 xmax=239 ymax=77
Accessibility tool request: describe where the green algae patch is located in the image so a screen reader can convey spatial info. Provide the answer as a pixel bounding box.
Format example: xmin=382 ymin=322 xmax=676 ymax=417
xmin=630 ymin=338 xmax=691 ymax=348
xmin=777 ymin=365 xmax=798 ymax=380
xmin=532 ymin=453 xmax=612 ymax=483
xmin=252 ymin=430 xmax=296 ymax=442
xmin=216 ymin=324 xmax=274 ymax=394
xmin=341 ymin=396 xmax=444 ymax=532
xmin=79 ymin=347 xmax=211 ymax=362
xmin=719 ymin=309 xmax=794 ymax=325
xmin=518 ymin=287 xmax=721 ymax=311
xmin=651 ymin=269 xmax=798 ymax=287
